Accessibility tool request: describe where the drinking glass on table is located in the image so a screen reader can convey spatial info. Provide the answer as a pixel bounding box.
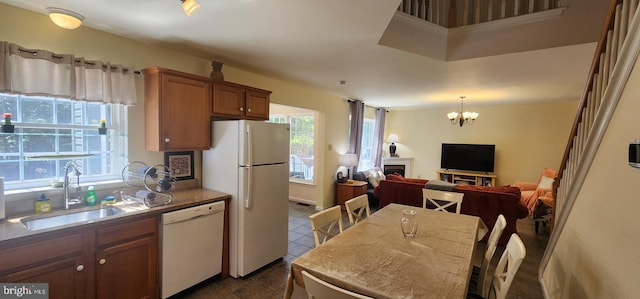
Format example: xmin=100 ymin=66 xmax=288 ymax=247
xmin=401 ymin=210 xmax=418 ymax=238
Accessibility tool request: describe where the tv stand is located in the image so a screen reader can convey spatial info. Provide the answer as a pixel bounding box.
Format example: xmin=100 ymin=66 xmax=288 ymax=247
xmin=436 ymin=170 xmax=497 ymax=187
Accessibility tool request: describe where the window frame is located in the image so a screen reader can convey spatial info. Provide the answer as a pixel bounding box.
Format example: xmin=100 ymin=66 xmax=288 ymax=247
xmin=358 ymin=117 xmax=376 ymax=171
xmin=0 ymin=93 xmax=128 ymax=191
xmin=269 ymin=104 xmax=317 ymax=185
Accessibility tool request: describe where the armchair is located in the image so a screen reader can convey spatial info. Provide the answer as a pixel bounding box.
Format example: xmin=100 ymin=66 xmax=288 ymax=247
xmin=512 ymin=168 xmax=558 ymax=216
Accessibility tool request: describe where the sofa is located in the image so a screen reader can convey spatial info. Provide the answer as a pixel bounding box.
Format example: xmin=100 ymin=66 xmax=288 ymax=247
xmin=352 ymin=169 xmax=381 ymax=208
xmin=374 ymin=174 xmax=528 ymax=245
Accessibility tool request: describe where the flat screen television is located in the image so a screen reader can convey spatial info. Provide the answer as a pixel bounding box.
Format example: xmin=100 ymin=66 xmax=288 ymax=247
xmin=440 ymin=143 xmax=495 ymax=173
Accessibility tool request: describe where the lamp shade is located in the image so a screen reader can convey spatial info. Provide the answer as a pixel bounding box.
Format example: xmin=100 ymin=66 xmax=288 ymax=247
xmin=339 ymin=154 xmax=359 ymax=167
xmin=46 ymin=7 xmax=84 ymax=29
xmin=386 ymin=133 xmax=400 ymax=143
xmin=182 ymin=0 xmax=200 ymax=16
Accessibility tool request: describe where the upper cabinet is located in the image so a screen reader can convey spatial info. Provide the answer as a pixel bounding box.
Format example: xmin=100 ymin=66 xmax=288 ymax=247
xmin=143 ymin=67 xmax=212 ymax=151
xmin=212 ymin=81 xmax=271 ymax=120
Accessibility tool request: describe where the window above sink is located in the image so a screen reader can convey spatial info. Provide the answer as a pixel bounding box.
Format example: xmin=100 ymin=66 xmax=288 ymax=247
xmin=0 ymin=93 xmax=129 ymax=191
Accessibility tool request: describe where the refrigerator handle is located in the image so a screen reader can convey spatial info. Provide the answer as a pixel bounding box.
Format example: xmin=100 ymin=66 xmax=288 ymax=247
xmin=244 ymin=167 xmax=252 ymax=209
xmin=246 ymin=123 xmax=253 ymax=167
xmin=244 ymin=124 xmax=253 ymax=209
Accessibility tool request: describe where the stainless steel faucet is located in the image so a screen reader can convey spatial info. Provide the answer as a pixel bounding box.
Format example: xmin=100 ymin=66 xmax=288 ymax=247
xmin=64 ymin=161 xmax=83 ymax=209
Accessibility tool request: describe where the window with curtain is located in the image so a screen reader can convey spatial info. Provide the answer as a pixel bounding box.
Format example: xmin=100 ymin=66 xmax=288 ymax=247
xmin=358 ymin=118 xmax=375 ymax=170
xmin=269 ymin=104 xmax=317 ymax=183
xmin=0 ymin=93 xmax=127 ymax=190
xmin=0 ymin=41 xmax=135 ymax=191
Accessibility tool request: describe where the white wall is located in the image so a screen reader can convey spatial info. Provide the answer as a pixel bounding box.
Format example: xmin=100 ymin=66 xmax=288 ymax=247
xmin=0 ymin=3 xmax=587 ymax=211
xmin=541 ymin=45 xmax=640 ymax=298
xmin=0 ymin=3 xmax=351 ymax=209
xmin=385 ymin=101 xmax=578 ymax=185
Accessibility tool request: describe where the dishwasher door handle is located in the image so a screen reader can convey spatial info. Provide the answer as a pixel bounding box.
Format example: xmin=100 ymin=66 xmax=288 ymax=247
xmin=163 ymin=211 xmax=221 ymax=225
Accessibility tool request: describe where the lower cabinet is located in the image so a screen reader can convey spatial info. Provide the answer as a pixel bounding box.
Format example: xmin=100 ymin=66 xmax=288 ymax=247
xmin=0 ymin=215 xmax=159 ymax=299
xmin=96 ymin=217 xmax=158 ymax=299
xmin=1 ymin=255 xmax=86 ymax=299
xmin=0 ymin=232 xmax=86 ymax=299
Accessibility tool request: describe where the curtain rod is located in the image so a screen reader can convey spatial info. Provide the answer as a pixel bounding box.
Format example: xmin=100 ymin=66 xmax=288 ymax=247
xmin=346 ymin=98 xmax=384 ymax=110
xmin=17 ymin=48 xmax=141 ymax=75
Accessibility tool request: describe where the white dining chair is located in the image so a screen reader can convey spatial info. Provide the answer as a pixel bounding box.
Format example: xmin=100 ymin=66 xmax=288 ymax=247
xmin=344 ymin=194 xmax=370 ymax=226
xmin=302 ymin=270 xmax=373 ymax=299
xmin=469 ymin=214 xmax=507 ymax=298
xmin=309 ymin=205 xmax=344 ymax=247
xmin=469 ymin=233 xmax=526 ymax=299
xmin=422 ymin=189 xmax=464 ymax=214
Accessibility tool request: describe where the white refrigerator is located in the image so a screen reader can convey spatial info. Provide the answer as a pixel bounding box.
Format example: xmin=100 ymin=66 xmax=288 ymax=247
xmin=203 ymin=120 xmax=290 ymax=278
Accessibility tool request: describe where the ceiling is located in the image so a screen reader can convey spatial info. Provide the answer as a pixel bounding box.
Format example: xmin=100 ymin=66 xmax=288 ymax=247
xmin=1 ymin=0 xmax=609 ymax=109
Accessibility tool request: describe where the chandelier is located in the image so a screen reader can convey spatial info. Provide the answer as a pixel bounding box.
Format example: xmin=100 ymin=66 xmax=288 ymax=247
xmin=447 ymin=96 xmax=478 ymax=127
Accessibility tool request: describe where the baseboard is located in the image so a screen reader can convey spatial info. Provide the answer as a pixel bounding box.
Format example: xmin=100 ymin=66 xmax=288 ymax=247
xmin=289 ymin=197 xmax=315 ymax=206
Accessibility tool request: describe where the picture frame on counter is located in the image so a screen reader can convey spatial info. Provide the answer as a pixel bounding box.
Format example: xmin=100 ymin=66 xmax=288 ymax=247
xmin=164 ymin=151 xmax=194 ymax=181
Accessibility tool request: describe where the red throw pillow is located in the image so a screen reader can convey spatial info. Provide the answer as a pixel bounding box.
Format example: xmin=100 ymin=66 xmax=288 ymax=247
xmin=456 ymin=185 xmax=521 ymax=196
xmin=386 ymin=173 xmax=405 ymax=181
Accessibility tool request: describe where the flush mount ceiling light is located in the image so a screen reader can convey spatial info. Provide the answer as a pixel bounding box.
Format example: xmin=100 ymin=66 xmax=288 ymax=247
xmin=447 ymin=96 xmax=479 ymax=127
xmin=46 ymin=7 xmax=84 ymax=29
xmin=181 ymin=0 xmax=201 ymax=16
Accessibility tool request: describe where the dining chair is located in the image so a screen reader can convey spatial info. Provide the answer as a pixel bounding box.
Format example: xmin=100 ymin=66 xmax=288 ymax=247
xmin=469 ymin=214 xmax=507 ymax=298
xmin=309 ymin=205 xmax=344 ymax=247
xmin=301 ymin=270 xmax=373 ymax=299
xmin=345 ymin=194 xmax=370 ymax=226
xmin=468 ymin=233 xmax=526 ymax=299
xmin=422 ymin=189 xmax=464 ymax=214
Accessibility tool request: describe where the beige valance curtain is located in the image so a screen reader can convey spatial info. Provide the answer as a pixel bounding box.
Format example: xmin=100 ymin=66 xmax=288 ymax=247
xmin=0 ymin=41 xmax=136 ymax=105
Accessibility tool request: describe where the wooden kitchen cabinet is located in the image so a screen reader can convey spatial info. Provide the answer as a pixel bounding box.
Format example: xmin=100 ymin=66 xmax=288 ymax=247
xmin=143 ymin=66 xmax=212 ymax=151
xmin=212 ymin=81 xmax=271 ymax=120
xmin=0 ymin=232 xmax=86 ymax=299
xmin=95 ymin=217 xmax=158 ymax=299
xmin=0 ymin=215 xmax=159 ymax=299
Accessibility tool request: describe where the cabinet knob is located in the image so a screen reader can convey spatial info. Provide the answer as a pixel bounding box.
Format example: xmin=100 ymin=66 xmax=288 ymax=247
xmin=99 ymin=258 xmax=107 ymax=265
xmin=164 ymin=138 xmax=170 ymax=143
xmin=240 ymin=107 xmax=244 ymax=111
xmin=247 ymin=108 xmax=252 ymax=112
xmin=76 ymin=265 xmax=84 ymax=272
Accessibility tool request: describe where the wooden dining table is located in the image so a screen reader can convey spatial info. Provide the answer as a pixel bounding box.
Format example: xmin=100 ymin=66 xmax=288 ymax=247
xmin=284 ymin=203 xmax=488 ymax=299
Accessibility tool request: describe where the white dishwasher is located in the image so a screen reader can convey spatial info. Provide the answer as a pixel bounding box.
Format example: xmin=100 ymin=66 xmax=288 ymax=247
xmin=162 ymin=201 xmax=225 ymax=298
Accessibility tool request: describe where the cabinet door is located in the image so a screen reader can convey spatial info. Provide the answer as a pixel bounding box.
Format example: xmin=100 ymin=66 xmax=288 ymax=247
xmin=96 ymin=236 xmax=158 ymax=299
xmin=0 ymin=232 xmax=87 ymax=299
xmin=160 ymin=74 xmax=212 ymax=151
xmin=212 ymin=82 xmax=245 ymax=118
xmin=244 ymin=90 xmax=270 ymax=120
xmin=0 ymin=256 xmax=86 ymax=299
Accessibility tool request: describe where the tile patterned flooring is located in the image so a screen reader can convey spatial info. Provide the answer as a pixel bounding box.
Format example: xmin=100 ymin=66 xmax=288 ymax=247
xmin=172 ymin=202 xmax=549 ymax=299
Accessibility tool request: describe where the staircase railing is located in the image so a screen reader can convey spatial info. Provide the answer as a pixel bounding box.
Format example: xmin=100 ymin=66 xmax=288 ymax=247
xmin=540 ymin=0 xmax=640 ymax=296
xmin=397 ymin=0 xmax=560 ymax=28
xmin=553 ymin=0 xmax=638 ymax=227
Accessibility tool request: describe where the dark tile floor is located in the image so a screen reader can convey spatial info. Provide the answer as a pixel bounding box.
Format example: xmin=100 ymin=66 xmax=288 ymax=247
xmin=172 ymin=202 xmax=549 ymax=299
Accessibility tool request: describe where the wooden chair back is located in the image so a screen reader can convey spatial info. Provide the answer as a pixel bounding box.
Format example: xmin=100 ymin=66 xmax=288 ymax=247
xmin=422 ymin=189 xmax=464 ymax=214
xmin=309 ymin=206 xmax=344 ymax=247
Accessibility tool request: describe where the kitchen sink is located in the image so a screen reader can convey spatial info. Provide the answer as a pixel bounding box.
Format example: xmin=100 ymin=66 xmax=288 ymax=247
xmin=21 ymin=206 xmax=127 ymax=230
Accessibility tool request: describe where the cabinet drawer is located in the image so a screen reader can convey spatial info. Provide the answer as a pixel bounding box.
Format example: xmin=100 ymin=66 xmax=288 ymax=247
xmin=96 ymin=216 xmax=157 ymax=247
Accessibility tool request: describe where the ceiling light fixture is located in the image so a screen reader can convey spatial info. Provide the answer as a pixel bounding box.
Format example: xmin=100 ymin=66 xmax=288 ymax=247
xmin=46 ymin=7 xmax=84 ymax=29
xmin=181 ymin=0 xmax=200 ymax=16
xmin=447 ymin=96 xmax=478 ymax=127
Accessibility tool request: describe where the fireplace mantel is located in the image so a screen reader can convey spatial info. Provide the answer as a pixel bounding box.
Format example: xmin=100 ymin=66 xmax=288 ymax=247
xmin=381 ymin=157 xmax=413 ymax=178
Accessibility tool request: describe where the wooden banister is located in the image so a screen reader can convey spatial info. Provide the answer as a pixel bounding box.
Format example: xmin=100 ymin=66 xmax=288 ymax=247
xmin=555 ymin=0 xmax=621 ymax=187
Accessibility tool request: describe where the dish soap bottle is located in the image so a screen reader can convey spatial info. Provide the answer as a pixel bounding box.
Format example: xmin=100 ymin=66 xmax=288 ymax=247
xmin=85 ymin=186 xmax=97 ymax=206
xmin=35 ymin=194 xmax=51 ymax=214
